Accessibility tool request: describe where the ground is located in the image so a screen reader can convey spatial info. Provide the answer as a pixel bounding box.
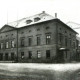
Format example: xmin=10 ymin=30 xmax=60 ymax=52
xmin=0 ymin=63 xmax=80 ymax=80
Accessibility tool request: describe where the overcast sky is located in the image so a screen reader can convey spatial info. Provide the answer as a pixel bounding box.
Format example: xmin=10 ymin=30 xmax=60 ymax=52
xmin=0 ymin=0 xmax=80 ymax=36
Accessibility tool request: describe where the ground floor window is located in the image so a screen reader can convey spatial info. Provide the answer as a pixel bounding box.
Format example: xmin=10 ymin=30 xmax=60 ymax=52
xmin=21 ymin=52 xmax=24 ymax=59
xmin=5 ymin=53 xmax=8 ymax=60
xmin=37 ymin=51 xmax=41 ymax=58
xmin=0 ymin=53 xmax=3 ymax=60
xmin=11 ymin=53 xmax=14 ymax=60
xmin=46 ymin=50 xmax=50 ymax=58
xmin=65 ymin=51 xmax=67 ymax=58
xmin=28 ymin=51 xmax=32 ymax=59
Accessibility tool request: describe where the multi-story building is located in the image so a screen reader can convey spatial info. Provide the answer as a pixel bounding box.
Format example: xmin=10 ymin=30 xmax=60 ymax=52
xmin=0 ymin=11 xmax=78 ymax=63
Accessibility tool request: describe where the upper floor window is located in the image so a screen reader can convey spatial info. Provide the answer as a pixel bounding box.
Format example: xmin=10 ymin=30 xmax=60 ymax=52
xmin=59 ymin=33 xmax=62 ymax=43
xmin=37 ymin=50 xmax=41 ymax=58
xmin=11 ymin=34 xmax=13 ymax=36
xmin=29 ymin=30 xmax=31 ymax=33
xmin=76 ymin=40 xmax=79 ymax=49
xmin=6 ymin=42 xmax=9 ymax=49
xmin=73 ymin=41 xmax=75 ymax=49
xmin=34 ymin=17 xmax=40 ymax=22
xmin=28 ymin=37 xmax=32 ymax=46
xmin=1 ymin=43 xmax=3 ymax=49
xmin=60 ymin=28 xmax=61 ymax=30
xmin=6 ymin=35 xmax=8 ymax=37
xmin=65 ymin=31 xmax=67 ymax=33
xmin=11 ymin=41 xmax=15 ymax=48
xmin=21 ymin=32 xmax=24 ymax=34
xmin=46 ymin=26 xmax=50 ymax=30
xmin=46 ymin=35 xmax=51 ymax=44
xmin=69 ymin=38 xmax=71 ymax=47
xmin=37 ymin=36 xmax=40 ymax=45
xmin=65 ymin=36 xmax=67 ymax=46
xmin=21 ymin=38 xmax=25 ymax=47
xmin=37 ymin=28 xmax=40 ymax=31
xmin=70 ymin=34 xmax=71 ymax=38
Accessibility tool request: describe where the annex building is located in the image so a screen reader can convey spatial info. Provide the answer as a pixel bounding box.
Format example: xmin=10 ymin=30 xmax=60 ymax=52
xmin=0 ymin=11 xmax=79 ymax=63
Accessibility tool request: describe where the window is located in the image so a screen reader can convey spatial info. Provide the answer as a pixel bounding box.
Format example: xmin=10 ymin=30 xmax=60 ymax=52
xmin=11 ymin=34 xmax=13 ymax=36
xmin=0 ymin=53 xmax=3 ymax=60
xmin=21 ymin=52 xmax=24 ymax=59
xmin=29 ymin=30 xmax=31 ymax=32
xmin=60 ymin=28 xmax=61 ymax=30
xmin=21 ymin=32 xmax=24 ymax=34
xmin=65 ymin=51 xmax=67 ymax=58
xmin=37 ymin=51 xmax=41 ymax=58
xmin=6 ymin=42 xmax=9 ymax=48
xmin=11 ymin=41 xmax=15 ymax=48
xmin=46 ymin=35 xmax=51 ymax=44
xmin=28 ymin=37 xmax=32 ymax=46
xmin=5 ymin=53 xmax=8 ymax=60
xmin=26 ymin=20 xmax=32 ymax=24
xmin=34 ymin=17 xmax=40 ymax=22
xmin=21 ymin=38 xmax=25 ymax=47
xmin=28 ymin=51 xmax=32 ymax=59
xmin=46 ymin=50 xmax=50 ymax=58
xmin=37 ymin=36 xmax=40 ymax=45
xmin=59 ymin=33 xmax=62 ymax=43
xmin=11 ymin=53 xmax=14 ymax=60
xmin=65 ymin=36 xmax=67 ymax=46
xmin=65 ymin=31 xmax=67 ymax=33
xmin=1 ymin=43 xmax=3 ymax=49
xmin=46 ymin=26 xmax=50 ymax=30
xmin=69 ymin=38 xmax=71 ymax=46
xmin=6 ymin=35 xmax=8 ymax=37
xmin=73 ymin=41 xmax=75 ymax=49
xmin=76 ymin=40 xmax=79 ymax=49
xmin=37 ymin=28 xmax=40 ymax=31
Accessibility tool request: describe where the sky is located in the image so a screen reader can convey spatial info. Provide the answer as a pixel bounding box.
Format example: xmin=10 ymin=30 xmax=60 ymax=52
xmin=0 ymin=0 xmax=80 ymax=36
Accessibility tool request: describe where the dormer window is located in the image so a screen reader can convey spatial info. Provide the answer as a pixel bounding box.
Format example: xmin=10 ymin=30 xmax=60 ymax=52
xmin=34 ymin=17 xmax=40 ymax=22
xmin=26 ymin=20 xmax=32 ymax=24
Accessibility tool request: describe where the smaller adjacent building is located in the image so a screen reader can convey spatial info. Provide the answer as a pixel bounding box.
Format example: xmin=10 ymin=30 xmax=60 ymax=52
xmin=0 ymin=11 xmax=79 ymax=63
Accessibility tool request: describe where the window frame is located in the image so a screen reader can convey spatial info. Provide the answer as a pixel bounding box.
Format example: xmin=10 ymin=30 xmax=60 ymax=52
xmin=21 ymin=37 xmax=25 ymax=47
xmin=21 ymin=52 xmax=24 ymax=59
xmin=46 ymin=50 xmax=50 ymax=59
xmin=28 ymin=37 xmax=32 ymax=46
xmin=6 ymin=42 xmax=9 ymax=49
xmin=37 ymin=50 xmax=41 ymax=59
xmin=28 ymin=51 xmax=32 ymax=59
xmin=46 ymin=35 xmax=51 ymax=45
xmin=11 ymin=41 xmax=15 ymax=48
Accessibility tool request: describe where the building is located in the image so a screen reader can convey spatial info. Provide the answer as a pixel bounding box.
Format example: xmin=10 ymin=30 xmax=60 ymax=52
xmin=0 ymin=11 xmax=78 ymax=63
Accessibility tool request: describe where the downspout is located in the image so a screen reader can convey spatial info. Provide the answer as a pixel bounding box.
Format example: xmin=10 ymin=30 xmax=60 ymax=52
xmin=16 ymin=29 xmax=18 ymax=62
xmin=56 ymin=22 xmax=58 ymax=62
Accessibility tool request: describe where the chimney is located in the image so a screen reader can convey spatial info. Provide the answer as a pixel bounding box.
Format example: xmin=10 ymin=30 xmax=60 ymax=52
xmin=55 ymin=13 xmax=57 ymax=18
xmin=42 ymin=11 xmax=45 ymax=13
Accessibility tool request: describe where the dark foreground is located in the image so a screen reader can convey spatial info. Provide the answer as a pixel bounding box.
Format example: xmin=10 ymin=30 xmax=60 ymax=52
xmin=0 ymin=63 xmax=80 ymax=80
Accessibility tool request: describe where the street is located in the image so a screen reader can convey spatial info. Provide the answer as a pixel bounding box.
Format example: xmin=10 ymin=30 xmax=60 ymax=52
xmin=0 ymin=63 xmax=80 ymax=80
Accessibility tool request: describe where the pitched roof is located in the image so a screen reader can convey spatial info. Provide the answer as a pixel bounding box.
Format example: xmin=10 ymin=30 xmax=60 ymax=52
xmin=8 ymin=11 xmax=55 ymax=28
